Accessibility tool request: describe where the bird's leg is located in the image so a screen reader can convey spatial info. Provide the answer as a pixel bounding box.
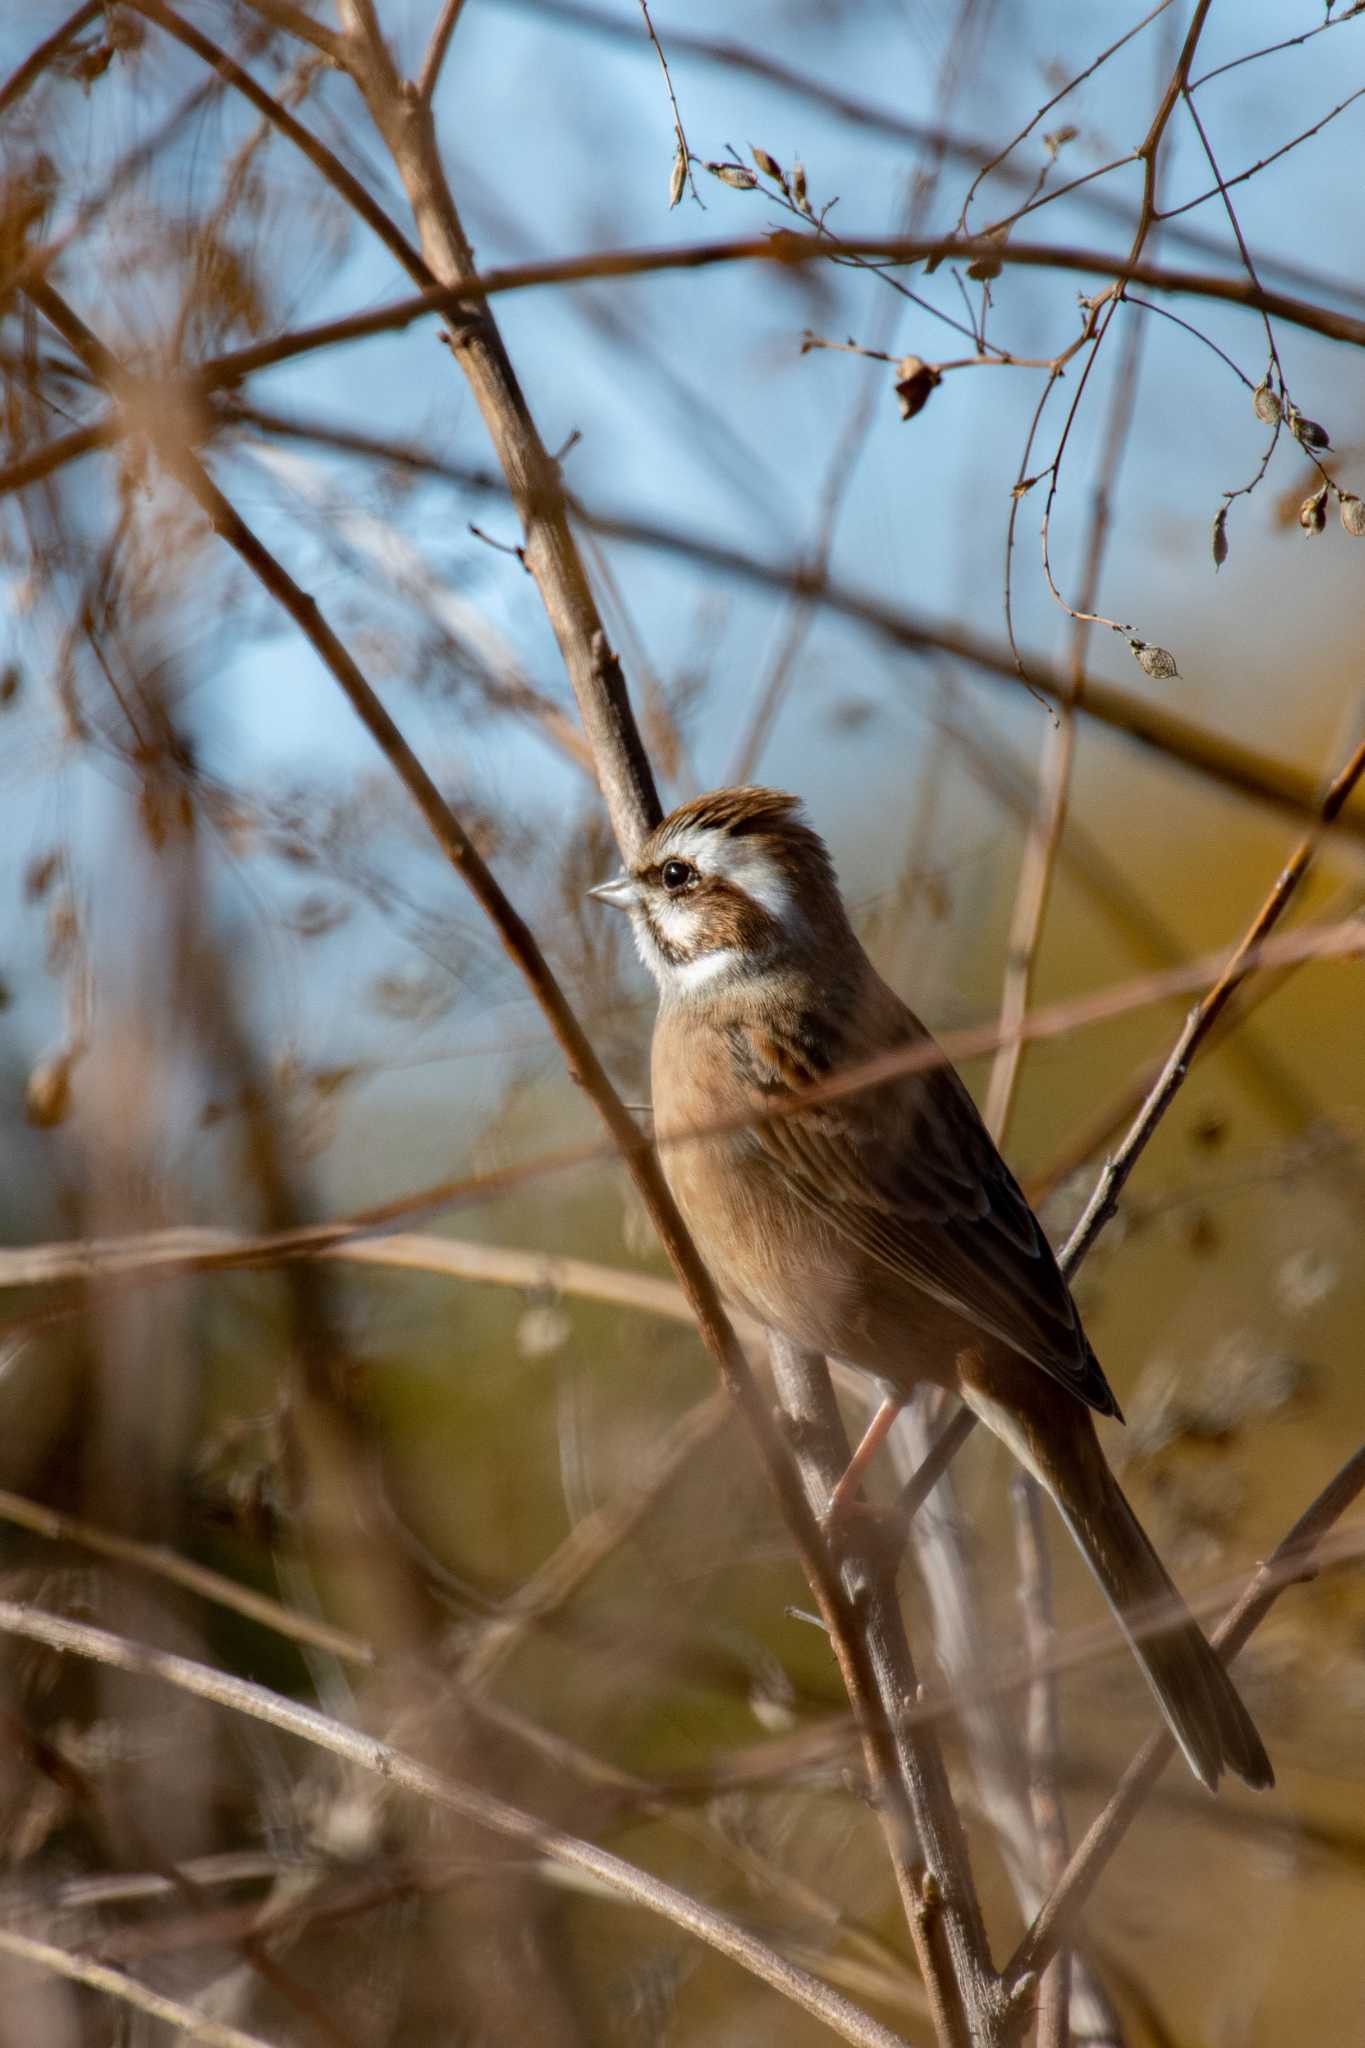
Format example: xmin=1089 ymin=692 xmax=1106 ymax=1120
xmin=823 ymin=1393 xmax=905 ymax=1534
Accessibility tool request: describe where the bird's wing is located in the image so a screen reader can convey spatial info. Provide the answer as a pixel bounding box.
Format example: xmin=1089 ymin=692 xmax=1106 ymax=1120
xmin=729 ymin=993 xmax=1120 ymax=1418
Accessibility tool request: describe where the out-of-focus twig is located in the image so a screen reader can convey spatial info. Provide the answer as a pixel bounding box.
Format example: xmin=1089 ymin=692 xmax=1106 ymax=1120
xmin=1012 ymin=1477 xmax=1072 ymax=2048
xmin=1008 ymin=1444 xmax=1365 ymax=1989
xmin=0 ymin=1485 xmax=372 ymax=1665
xmin=1062 ymin=732 xmax=1365 ymax=1270
xmin=0 ymin=1601 xmax=916 ymax=2048
xmin=8 ymin=396 xmax=1365 ymax=849
xmin=0 ymin=1926 xmax=274 ymax=2048
xmin=0 ymin=0 xmax=102 ymax=117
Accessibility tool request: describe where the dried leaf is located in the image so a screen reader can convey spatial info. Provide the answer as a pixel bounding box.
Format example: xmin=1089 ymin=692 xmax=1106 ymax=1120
xmin=1211 ymin=505 xmax=1229 ymax=570
xmin=966 ymin=226 xmax=1007 ymax=281
xmin=893 ymin=355 xmax=941 ymax=422
xmin=791 ymin=160 xmax=809 ymax=212
xmin=751 ymin=146 xmax=783 ymax=183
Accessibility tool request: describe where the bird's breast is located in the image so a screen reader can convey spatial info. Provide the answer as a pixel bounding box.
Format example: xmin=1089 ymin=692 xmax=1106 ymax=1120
xmin=650 ymin=1008 xmax=859 ymax=1352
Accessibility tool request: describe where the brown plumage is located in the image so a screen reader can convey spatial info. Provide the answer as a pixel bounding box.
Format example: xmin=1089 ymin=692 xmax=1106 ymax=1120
xmin=591 ymin=786 xmax=1272 ymax=1793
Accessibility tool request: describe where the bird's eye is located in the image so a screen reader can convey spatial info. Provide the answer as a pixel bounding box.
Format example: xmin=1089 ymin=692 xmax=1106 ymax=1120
xmin=660 ymin=858 xmax=696 ymax=894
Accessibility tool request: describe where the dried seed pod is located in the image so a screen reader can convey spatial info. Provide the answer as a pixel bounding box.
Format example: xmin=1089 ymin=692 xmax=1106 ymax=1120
xmin=1252 ymin=378 xmax=1281 ymax=426
xmin=791 ymin=160 xmax=809 ymax=212
xmin=1339 ymin=492 xmax=1365 ymax=536
xmin=751 ymin=146 xmax=783 ymax=183
xmin=894 ymin=354 xmax=941 ymax=422
xmin=26 ymin=1047 xmax=75 ymax=1128
xmin=1131 ymin=640 xmax=1179 ymax=681
xmin=1211 ymin=505 xmax=1229 ymax=570
xmin=1289 ymin=407 xmax=1330 ymax=450
xmin=706 ymin=161 xmax=758 ymax=190
xmin=1298 ymin=482 xmax=1328 ymax=535
xmin=668 ymin=141 xmax=687 ymax=210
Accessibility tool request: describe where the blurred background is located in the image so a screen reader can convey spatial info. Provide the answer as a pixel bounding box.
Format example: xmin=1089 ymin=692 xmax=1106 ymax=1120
xmin=1 ymin=1 xmax=1364 ymax=2042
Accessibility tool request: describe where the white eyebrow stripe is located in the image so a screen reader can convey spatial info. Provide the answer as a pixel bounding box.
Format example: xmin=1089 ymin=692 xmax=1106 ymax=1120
xmin=656 ymin=826 xmax=726 ymax=868
xmin=724 ymin=848 xmax=794 ymax=923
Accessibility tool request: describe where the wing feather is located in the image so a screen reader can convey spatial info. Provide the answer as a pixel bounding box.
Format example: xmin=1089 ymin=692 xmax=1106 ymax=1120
xmin=729 ymin=993 xmax=1120 ymax=1418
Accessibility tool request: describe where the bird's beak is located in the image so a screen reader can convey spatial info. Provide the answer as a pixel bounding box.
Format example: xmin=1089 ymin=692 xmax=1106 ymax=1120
xmin=587 ymin=873 xmax=639 ymax=911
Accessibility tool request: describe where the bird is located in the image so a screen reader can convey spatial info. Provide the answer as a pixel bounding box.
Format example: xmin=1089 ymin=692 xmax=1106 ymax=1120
xmin=590 ymin=784 xmax=1272 ymax=1793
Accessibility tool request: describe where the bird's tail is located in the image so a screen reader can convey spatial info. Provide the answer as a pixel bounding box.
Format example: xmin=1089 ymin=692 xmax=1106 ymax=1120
xmin=1036 ymin=1414 xmax=1272 ymax=1792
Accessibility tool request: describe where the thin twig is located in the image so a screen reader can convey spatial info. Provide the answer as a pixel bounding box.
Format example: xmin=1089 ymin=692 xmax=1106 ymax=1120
xmin=1012 ymin=1478 xmax=1072 ymax=2048
xmin=638 ymin=0 xmax=701 ymax=207
xmin=0 ymin=1926 xmax=275 ymax=2048
xmin=416 ymin=0 xmax=470 ymax=103
xmin=13 ymin=404 xmax=1360 ymax=849
xmin=492 ymin=0 xmax=1365 ymax=313
xmin=5 ymin=923 xmax=1361 ymax=1324
xmin=139 ymin=232 xmax=1365 ymax=380
xmin=985 ymin=306 xmax=1147 ymax=1140
xmin=0 ymin=1485 xmax=372 ymax=1665
xmin=1061 ymin=734 xmax=1365 ymax=1271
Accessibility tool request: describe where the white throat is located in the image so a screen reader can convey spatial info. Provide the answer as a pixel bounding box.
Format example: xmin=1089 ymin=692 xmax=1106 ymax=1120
xmin=668 ymin=947 xmax=742 ymax=995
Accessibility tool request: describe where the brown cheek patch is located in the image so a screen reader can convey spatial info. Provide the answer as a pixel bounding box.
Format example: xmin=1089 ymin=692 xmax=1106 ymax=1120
xmin=694 ymin=879 xmax=779 ymax=953
xmin=642 ymin=908 xmax=683 ymax=965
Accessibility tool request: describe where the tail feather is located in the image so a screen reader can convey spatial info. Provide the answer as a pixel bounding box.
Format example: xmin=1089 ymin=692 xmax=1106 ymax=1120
xmin=1045 ymin=1433 xmax=1273 ymax=1793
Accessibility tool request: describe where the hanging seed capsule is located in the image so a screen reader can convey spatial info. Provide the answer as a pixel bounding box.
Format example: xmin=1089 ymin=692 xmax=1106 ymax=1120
xmin=791 ymin=160 xmax=809 ymax=211
xmin=1288 ymin=405 xmax=1330 ymax=450
xmin=1298 ymin=482 xmax=1328 ymax=535
xmin=668 ymin=141 xmax=687 ymax=210
xmin=1252 ymin=379 xmax=1281 ymax=426
xmin=1211 ymin=506 xmax=1229 ymax=569
xmin=751 ymin=146 xmax=783 ymax=183
xmin=1131 ymin=640 xmax=1179 ymax=681
xmin=707 ymin=161 xmax=758 ymax=190
xmin=1339 ymin=492 xmax=1365 ymax=536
